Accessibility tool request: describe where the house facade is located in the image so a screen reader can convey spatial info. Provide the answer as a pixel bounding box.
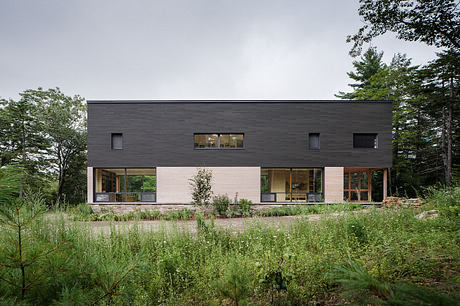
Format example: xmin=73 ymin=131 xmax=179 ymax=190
xmin=87 ymin=100 xmax=392 ymax=207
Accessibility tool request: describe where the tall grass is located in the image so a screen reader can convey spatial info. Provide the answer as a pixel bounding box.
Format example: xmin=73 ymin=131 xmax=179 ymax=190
xmin=0 ymin=190 xmax=458 ymax=304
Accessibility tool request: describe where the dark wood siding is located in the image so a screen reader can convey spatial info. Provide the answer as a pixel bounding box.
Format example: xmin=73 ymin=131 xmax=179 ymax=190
xmin=87 ymin=101 xmax=392 ymax=168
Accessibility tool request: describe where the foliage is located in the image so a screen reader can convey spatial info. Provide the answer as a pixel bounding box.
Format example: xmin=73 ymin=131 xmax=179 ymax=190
xmin=0 ymin=189 xmax=458 ymax=304
xmin=238 ymin=199 xmax=253 ymax=215
xmin=423 ymin=185 xmax=460 ymax=218
xmin=329 ymin=259 xmax=459 ymax=305
xmin=0 ymin=88 xmax=87 ymax=205
xmin=215 ymin=258 xmax=253 ymax=305
xmin=348 ymin=0 xmax=460 ymax=57
xmin=336 ymin=47 xmax=385 ymax=99
xmin=189 ymin=168 xmax=213 ymax=207
xmin=212 ymin=194 xmax=231 ymax=215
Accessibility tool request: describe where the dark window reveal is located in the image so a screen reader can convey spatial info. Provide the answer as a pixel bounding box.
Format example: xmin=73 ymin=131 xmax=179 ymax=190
xmin=194 ymin=133 xmax=244 ymax=149
xmin=309 ymin=133 xmax=320 ymax=150
xmin=111 ymin=133 xmax=123 ymax=150
xmin=353 ymin=133 xmax=377 ymax=148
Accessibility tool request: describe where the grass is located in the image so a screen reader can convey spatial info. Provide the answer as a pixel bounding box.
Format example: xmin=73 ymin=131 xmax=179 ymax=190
xmin=0 ymin=187 xmax=458 ymax=304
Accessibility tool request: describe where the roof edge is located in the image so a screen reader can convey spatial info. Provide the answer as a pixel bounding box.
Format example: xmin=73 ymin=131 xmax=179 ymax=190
xmin=86 ymin=99 xmax=392 ymax=104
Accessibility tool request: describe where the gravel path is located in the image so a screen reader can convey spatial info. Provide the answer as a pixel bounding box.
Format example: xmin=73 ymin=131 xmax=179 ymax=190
xmin=86 ymin=213 xmax=330 ymax=234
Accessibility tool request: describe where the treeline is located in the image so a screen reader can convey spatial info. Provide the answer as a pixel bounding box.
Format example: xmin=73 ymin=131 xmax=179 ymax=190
xmin=337 ymin=48 xmax=459 ymax=197
xmin=0 ymin=88 xmax=87 ymax=205
xmin=338 ymin=0 xmax=459 ymax=197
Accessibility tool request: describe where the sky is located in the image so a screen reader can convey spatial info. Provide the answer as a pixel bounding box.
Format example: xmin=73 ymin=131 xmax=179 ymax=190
xmin=0 ymin=0 xmax=440 ymax=101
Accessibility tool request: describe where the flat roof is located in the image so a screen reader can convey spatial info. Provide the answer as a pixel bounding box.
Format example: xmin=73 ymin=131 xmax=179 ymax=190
xmin=87 ymin=99 xmax=392 ymax=104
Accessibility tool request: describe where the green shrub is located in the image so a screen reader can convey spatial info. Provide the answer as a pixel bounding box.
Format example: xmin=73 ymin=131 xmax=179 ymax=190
xmin=238 ymin=199 xmax=252 ymax=215
xmin=212 ymin=194 xmax=231 ymax=215
xmin=425 ymin=185 xmax=460 ymax=218
xmin=215 ymin=258 xmax=253 ymax=305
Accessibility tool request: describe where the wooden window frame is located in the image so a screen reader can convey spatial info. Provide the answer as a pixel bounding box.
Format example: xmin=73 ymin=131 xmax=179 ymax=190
xmin=344 ymin=169 xmax=371 ymax=202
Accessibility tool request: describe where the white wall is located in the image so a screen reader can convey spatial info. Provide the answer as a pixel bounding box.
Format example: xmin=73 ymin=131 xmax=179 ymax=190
xmin=157 ymin=167 xmax=261 ymax=204
xmin=324 ymin=167 xmax=344 ymax=203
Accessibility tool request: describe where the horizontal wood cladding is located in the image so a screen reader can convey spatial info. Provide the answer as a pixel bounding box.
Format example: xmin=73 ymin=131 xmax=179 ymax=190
xmin=87 ymin=101 xmax=392 ymax=168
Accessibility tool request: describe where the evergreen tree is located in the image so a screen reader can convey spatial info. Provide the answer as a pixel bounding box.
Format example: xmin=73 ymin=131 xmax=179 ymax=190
xmin=336 ymin=48 xmax=385 ymax=99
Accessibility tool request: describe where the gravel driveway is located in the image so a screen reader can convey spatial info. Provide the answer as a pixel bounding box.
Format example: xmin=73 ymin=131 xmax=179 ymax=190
xmin=86 ymin=213 xmax=330 ymax=234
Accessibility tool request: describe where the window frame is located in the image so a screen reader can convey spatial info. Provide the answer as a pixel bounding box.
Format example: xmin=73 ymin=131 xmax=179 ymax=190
xmin=193 ymin=133 xmax=245 ymax=150
xmin=111 ymin=133 xmax=123 ymax=150
xmin=353 ymin=133 xmax=378 ymax=149
xmin=308 ymin=133 xmax=320 ymax=150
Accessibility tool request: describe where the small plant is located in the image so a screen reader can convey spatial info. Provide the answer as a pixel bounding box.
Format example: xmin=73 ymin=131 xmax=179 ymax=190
xmin=238 ymin=199 xmax=253 ymax=215
xmin=328 ymin=259 xmax=459 ymax=305
xmin=189 ymin=168 xmax=213 ymax=207
xmin=212 ymin=194 xmax=231 ymax=215
xmin=257 ymin=256 xmax=294 ymax=304
xmin=0 ymin=190 xmax=69 ymax=301
xmin=215 ymin=258 xmax=252 ymax=305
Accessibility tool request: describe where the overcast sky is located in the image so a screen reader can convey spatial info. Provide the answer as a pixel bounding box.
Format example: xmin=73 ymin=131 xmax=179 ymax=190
xmin=0 ymin=0 xmax=440 ymax=101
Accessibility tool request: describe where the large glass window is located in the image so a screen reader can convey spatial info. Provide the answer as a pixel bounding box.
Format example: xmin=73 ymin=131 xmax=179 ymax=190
xmin=261 ymin=168 xmax=323 ymax=202
xmin=194 ymin=133 xmax=244 ymax=149
xmin=344 ymin=169 xmax=370 ymax=202
xmin=94 ymin=168 xmax=156 ymax=202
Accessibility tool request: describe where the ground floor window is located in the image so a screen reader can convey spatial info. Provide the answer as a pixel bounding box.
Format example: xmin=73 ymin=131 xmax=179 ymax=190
xmin=344 ymin=168 xmax=371 ymax=202
xmin=261 ymin=168 xmax=323 ymax=202
xmin=94 ymin=168 xmax=156 ymax=202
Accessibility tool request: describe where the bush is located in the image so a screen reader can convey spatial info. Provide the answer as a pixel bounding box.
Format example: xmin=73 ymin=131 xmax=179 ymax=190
xmin=238 ymin=199 xmax=252 ymax=215
xmin=424 ymin=185 xmax=460 ymax=218
xmin=212 ymin=194 xmax=231 ymax=215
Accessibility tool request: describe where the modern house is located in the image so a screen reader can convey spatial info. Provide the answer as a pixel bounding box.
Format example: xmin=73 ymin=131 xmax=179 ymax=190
xmin=87 ymin=100 xmax=392 ymax=208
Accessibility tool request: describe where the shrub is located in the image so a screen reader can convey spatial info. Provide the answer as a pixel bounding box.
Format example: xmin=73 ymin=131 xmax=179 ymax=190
xmin=238 ymin=199 xmax=252 ymax=215
xmin=215 ymin=258 xmax=252 ymax=305
xmin=189 ymin=168 xmax=213 ymax=207
xmin=212 ymin=194 xmax=231 ymax=215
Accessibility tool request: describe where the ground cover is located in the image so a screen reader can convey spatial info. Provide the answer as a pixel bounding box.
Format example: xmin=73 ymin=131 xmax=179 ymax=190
xmin=0 ymin=187 xmax=458 ymax=305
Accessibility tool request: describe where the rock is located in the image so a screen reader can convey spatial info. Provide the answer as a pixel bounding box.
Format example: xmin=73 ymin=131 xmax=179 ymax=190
xmin=416 ymin=210 xmax=439 ymax=220
xmin=382 ymin=197 xmax=422 ymax=208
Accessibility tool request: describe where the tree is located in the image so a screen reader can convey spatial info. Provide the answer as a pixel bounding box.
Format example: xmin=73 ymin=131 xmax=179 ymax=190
xmin=348 ymin=0 xmax=460 ymax=56
xmin=415 ymin=51 xmax=460 ymax=186
xmin=0 ymin=96 xmax=49 ymax=196
xmin=28 ymin=88 xmax=87 ymax=205
xmin=0 ymin=88 xmax=87 ymax=205
xmin=336 ymin=47 xmax=385 ymax=99
xmin=189 ymin=168 xmax=213 ymax=207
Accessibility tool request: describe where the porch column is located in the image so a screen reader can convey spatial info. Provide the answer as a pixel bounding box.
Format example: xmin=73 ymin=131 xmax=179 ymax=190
xmin=87 ymin=167 xmax=93 ymax=203
xmin=383 ymin=168 xmax=388 ymax=200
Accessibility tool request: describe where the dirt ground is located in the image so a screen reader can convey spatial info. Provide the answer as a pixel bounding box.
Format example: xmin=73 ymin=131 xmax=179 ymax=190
xmin=86 ymin=213 xmax=338 ymax=235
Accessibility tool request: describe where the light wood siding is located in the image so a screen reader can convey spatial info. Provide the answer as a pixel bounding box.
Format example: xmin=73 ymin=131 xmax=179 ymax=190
xmin=324 ymin=167 xmax=344 ymax=203
xmin=157 ymin=167 xmax=260 ymax=204
xmin=87 ymin=167 xmax=94 ymax=203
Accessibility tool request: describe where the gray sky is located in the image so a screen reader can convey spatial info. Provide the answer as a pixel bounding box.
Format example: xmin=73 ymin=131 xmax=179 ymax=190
xmin=0 ymin=0 xmax=439 ymax=100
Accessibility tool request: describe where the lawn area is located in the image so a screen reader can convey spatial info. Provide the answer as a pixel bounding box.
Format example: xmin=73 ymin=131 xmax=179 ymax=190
xmin=0 ymin=188 xmax=459 ymax=305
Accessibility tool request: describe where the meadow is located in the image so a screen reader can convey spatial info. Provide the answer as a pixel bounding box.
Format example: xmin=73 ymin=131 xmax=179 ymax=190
xmin=0 ymin=187 xmax=458 ymax=305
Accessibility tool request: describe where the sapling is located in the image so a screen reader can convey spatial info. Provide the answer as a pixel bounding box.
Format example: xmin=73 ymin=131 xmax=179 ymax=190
xmin=0 ymin=174 xmax=68 ymax=301
xmin=189 ymin=168 xmax=213 ymax=207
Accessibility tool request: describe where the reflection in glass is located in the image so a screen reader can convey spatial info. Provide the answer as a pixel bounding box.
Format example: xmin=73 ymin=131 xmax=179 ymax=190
xmin=261 ymin=168 xmax=323 ymax=202
xmin=194 ymin=134 xmax=218 ymax=148
xmin=220 ymin=134 xmax=244 ymax=148
xmin=360 ymin=172 xmax=368 ymax=189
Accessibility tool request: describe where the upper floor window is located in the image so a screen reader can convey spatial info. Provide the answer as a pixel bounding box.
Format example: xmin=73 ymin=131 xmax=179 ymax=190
xmin=309 ymin=133 xmax=320 ymax=150
xmin=353 ymin=133 xmax=378 ymax=148
xmin=194 ymin=133 xmax=244 ymax=149
xmin=111 ymin=133 xmax=123 ymax=150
